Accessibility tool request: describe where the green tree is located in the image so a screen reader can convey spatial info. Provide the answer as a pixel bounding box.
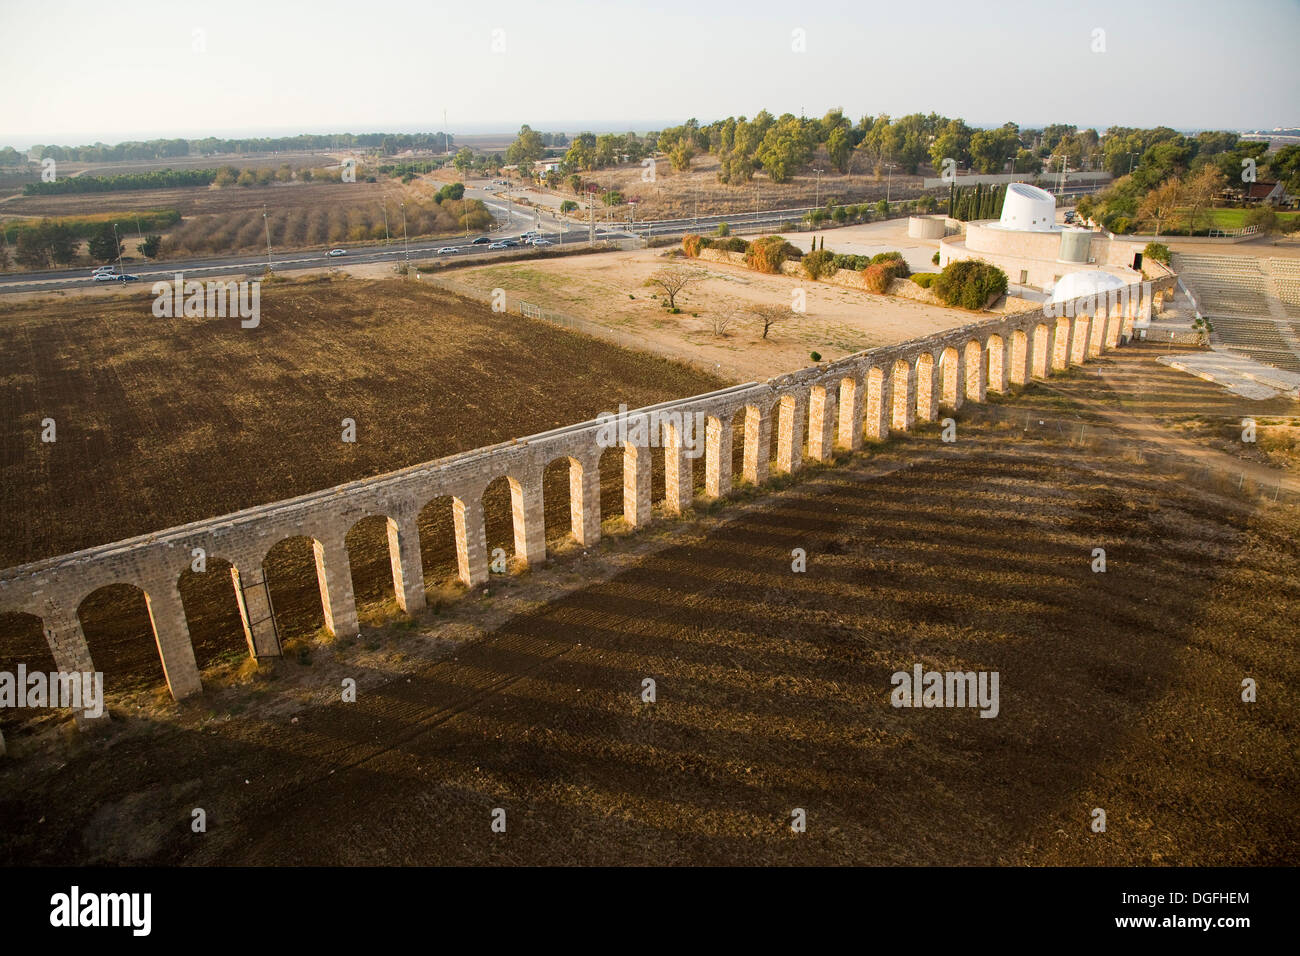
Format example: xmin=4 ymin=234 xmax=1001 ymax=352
xmin=453 ymin=147 xmax=474 ymax=175
xmin=505 ymin=125 xmax=546 ymax=166
xmin=87 ymin=222 xmax=123 ymax=263
xmin=140 ymin=235 xmax=162 ymax=259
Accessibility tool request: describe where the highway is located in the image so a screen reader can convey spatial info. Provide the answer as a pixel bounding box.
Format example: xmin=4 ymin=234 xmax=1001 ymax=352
xmin=0 ymin=179 xmax=855 ymax=296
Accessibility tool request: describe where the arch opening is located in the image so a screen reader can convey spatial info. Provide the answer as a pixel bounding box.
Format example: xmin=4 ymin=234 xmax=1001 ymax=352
xmin=77 ymin=583 xmax=166 ymax=695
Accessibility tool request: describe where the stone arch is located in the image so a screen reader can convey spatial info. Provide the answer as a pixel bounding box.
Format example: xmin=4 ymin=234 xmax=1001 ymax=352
xmin=1054 ymin=315 xmax=1071 ymax=369
xmin=177 ymin=557 xmax=254 ymax=670
xmin=1071 ymin=313 xmax=1091 ymax=365
xmin=0 ymin=611 xmax=57 ymax=730
xmin=865 ymin=366 xmax=889 ymax=440
xmin=418 ymin=494 xmax=460 ymax=595
xmin=543 ymin=455 xmax=594 ymax=550
xmin=964 ymin=340 xmax=985 ymax=401
xmin=598 ymin=444 xmax=626 ymax=524
xmin=807 ymin=383 xmax=836 ymax=461
xmin=771 ymin=394 xmax=803 ymax=474
xmin=482 ymin=475 xmax=522 ymax=573
xmin=729 ymin=406 xmax=750 ymax=487
xmin=743 ymin=402 xmax=770 ymax=485
xmin=985 ymin=334 xmax=1006 ymax=393
xmin=939 ymin=346 xmax=962 ymax=410
xmin=837 ymin=375 xmax=862 ymax=449
xmin=1032 ymin=323 xmax=1051 ymax=378
xmin=77 ymin=583 xmax=167 ymax=695
xmin=262 ymin=535 xmax=331 ymax=644
xmin=1010 ymin=329 xmax=1029 ymax=385
xmin=915 ymin=353 xmax=936 ymax=422
xmin=704 ymin=412 xmax=734 ymax=498
xmin=344 ymin=514 xmax=407 ymax=624
xmin=891 ymin=358 xmax=914 ymax=432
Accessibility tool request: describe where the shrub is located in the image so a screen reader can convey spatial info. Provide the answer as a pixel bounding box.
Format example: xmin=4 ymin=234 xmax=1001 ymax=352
xmin=724 ymin=236 xmax=749 ymax=253
xmin=932 ymin=259 xmax=1008 ymax=310
xmin=861 ymin=262 xmax=894 ymax=294
xmin=745 ymin=235 xmax=802 ymax=273
xmin=715 ymin=222 xmax=731 ymax=237
xmin=682 ymin=233 xmax=703 ymax=258
xmin=910 ymin=272 xmax=938 ymax=288
xmin=862 ymin=251 xmax=911 ymax=279
xmin=932 ymin=250 xmax=940 ymax=266
xmin=1143 ymin=241 xmax=1171 ymax=265
xmin=803 ymin=248 xmax=836 ymax=280
xmin=810 ymin=351 xmax=822 ymax=362
xmin=832 ymin=253 xmax=870 ymax=271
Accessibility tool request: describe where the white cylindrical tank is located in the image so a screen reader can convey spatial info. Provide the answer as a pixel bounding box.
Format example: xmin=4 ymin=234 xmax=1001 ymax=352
xmin=999 ymin=182 xmax=1058 ymax=232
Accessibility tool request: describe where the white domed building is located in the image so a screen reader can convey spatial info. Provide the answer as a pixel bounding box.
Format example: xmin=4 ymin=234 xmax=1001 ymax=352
xmin=937 ymin=182 xmax=1143 ymax=293
xmin=1049 ymin=270 xmax=1127 ymax=304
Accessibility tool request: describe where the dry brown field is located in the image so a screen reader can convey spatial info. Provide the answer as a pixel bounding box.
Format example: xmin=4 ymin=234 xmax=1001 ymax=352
xmin=1 ymin=345 xmax=1296 ymax=865
xmin=0 ymin=275 xmax=726 ymax=704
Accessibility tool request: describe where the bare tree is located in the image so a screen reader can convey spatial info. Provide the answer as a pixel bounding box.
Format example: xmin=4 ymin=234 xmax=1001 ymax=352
xmin=645 ymin=266 xmax=704 ymax=310
xmin=710 ymin=303 xmax=742 ymax=337
xmin=751 ymin=304 xmax=792 ymax=339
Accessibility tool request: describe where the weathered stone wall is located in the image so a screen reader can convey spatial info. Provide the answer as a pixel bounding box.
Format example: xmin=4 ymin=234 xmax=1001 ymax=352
xmin=0 ymin=277 xmax=1175 ymax=715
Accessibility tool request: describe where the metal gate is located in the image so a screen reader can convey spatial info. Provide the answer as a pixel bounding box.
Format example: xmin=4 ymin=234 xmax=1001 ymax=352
xmin=238 ymin=573 xmax=283 ymax=658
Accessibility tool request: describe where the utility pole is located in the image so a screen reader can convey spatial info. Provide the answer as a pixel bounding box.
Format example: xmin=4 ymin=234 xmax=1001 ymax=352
xmin=400 ymin=202 xmax=409 ymax=273
xmin=382 ymin=203 xmax=390 ymax=244
xmin=263 ymin=206 xmax=273 ymax=272
xmin=885 ymin=163 xmax=896 ymax=204
xmin=112 ymin=223 xmax=123 ymax=274
xmin=814 ymin=167 xmax=823 ymax=208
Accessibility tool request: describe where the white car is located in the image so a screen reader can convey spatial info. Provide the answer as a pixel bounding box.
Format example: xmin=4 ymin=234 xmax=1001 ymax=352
xmin=436 ymin=247 xmax=459 ymax=254
xmin=326 ymin=248 xmax=347 ymax=257
xmin=92 ymin=266 xmax=116 ymax=276
xmin=93 ymin=272 xmax=118 ymax=281
xmin=530 ymin=239 xmax=553 ymax=246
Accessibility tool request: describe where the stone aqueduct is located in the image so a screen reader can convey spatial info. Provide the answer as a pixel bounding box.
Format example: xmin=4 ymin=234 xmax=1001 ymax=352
xmin=0 ymin=279 xmax=1172 ymax=717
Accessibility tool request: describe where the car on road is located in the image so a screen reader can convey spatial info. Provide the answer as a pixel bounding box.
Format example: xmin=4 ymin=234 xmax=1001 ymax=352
xmin=93 ymin=272 xmax=118 ymax=281
xmin=530 ymin=239 xmax=553 ymax=246
xmin=92 ymin=265 xmax=117 ymax=276
xmin=488 ymin=241 xmax=509 ymax=249
xmin=520 ymin=230 xmax=539 ymax=239
xmin=326 ymin=248 xmax=347 ymax=257
xmin=113 ymin=274 xmax=141 ymax=282
xmin=471 ymin=236 xmax=492 ymax=245
xmin=436 ymin=246 xmax=459 ymax=254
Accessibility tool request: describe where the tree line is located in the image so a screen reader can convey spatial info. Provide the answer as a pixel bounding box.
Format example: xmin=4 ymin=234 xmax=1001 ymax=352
xmin=10 ymin=131 xmax=458 ymax=164
xmin=1079 ymin=137 xmax=1299 ymax=235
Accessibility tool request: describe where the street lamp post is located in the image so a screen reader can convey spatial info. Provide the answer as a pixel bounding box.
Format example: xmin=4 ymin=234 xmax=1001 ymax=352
xmin=400 ymin=202 xmax=409 ymax=272
xmin=885 ymin=163 xmax=896 ymax=204
xmin=813 ymin=167 xmax=823 ymax=208
xmin=112 ymin=223 xmax=123 ymax=274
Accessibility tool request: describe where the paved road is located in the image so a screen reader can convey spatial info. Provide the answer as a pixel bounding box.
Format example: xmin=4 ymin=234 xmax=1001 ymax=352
xmin=0 ymin=181 xmax=827 ymax=296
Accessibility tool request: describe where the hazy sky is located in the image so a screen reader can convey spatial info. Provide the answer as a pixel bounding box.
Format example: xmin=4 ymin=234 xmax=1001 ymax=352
xmin=2 ymin=0 xmax=1296 ymax=146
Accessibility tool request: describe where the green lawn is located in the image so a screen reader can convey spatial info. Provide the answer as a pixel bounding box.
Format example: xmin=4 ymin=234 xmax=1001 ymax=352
xmin=1193 ymin=207 xmax=1300 ymax=229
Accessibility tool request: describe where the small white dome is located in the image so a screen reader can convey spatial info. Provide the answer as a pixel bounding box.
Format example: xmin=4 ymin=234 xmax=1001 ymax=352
xmin=999 ymin=182 xmax=1058 ymax=232
xmin=1050 ymin=270 xmax=1126 ymax=303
